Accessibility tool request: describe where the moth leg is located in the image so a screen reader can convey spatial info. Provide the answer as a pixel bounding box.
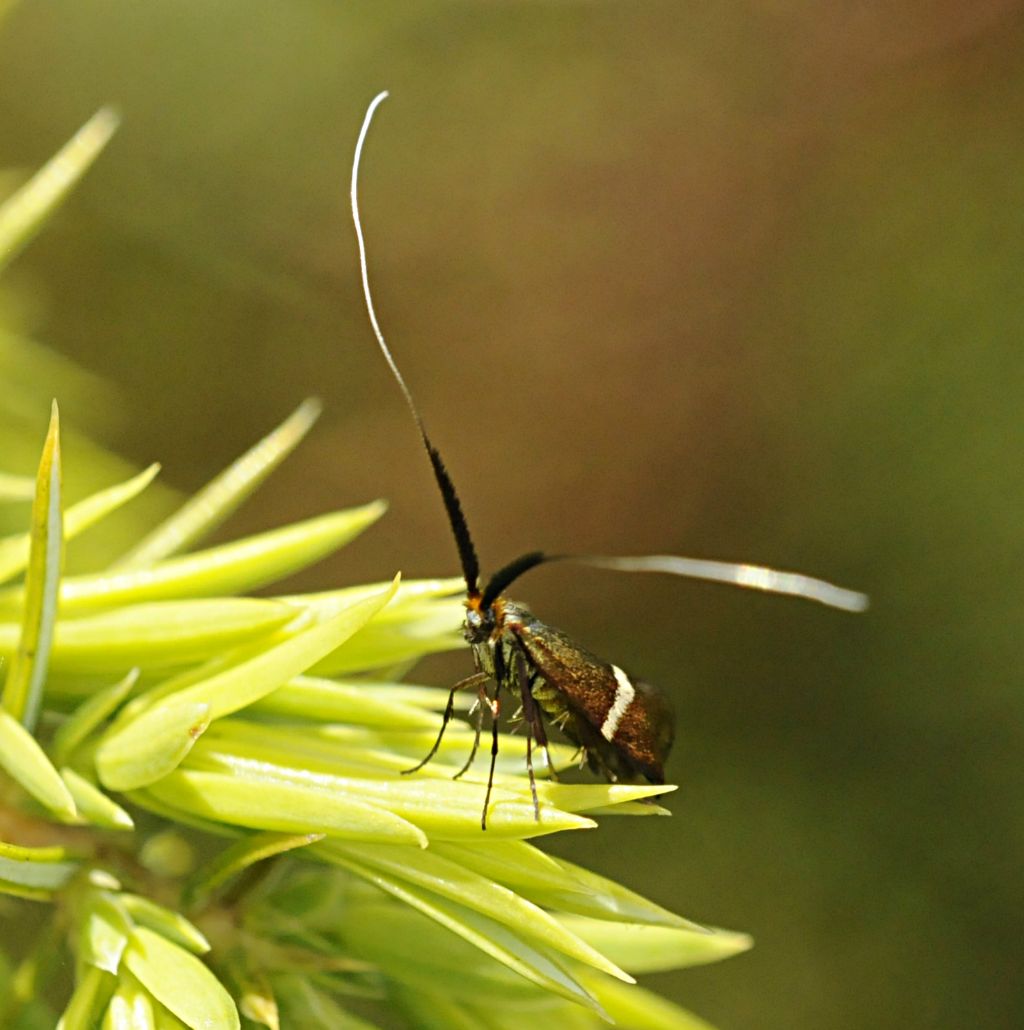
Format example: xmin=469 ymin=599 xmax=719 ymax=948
xmin=402 ymin=671 xmax=489 ymax=775
xmin=453 ymin=680 xmax=491 ymax=780
xmin=481 ymin=682 xmax=502 ymax=830
xmin=524 ymin=732 xmax=537 ymax=820
xmin=526 ymin=668 xmax=559 ymax=783
xmin=514 ymin=650 xmax=542 ymax=820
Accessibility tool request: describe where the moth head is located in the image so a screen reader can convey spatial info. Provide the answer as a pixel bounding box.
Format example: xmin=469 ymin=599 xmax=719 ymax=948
xmin=463 ymin=593 xmax=495 ymax=646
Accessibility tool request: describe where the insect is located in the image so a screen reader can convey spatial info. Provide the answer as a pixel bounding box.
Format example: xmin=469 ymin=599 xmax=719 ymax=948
xmin=349 ymin=92 xmax=867 ymax=829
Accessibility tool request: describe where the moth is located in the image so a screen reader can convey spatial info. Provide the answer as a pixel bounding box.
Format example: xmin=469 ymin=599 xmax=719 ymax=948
xmin=349 ymin=92 xmax=867 ymax=829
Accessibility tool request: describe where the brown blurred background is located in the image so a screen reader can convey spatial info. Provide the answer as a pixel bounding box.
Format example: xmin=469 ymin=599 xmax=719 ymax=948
xmin=2 ymin=2 xmax=1023 ymax=1027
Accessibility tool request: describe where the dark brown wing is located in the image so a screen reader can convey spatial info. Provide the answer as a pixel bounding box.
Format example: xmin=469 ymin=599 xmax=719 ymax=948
xmin=505 ymin=608 xmax=674 ymax=783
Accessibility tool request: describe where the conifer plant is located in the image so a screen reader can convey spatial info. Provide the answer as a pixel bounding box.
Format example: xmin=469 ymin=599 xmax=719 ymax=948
xmin=0 ymin=110 xmax=749 ymax=1030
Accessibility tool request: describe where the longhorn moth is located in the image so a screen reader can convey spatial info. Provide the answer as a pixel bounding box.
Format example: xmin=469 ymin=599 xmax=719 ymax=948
xmin=349 ymin=91 xmax=866 ymax=830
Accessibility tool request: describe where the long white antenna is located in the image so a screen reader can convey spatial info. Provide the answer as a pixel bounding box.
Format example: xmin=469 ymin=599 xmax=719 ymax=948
xmin=349 ymin=92 xmax=866 ymax=615
xmin=350 ymin=90 xmax=424 ymax=433
xmin=584 ymin=555 xmax=869 ymax=612
xmin=349 ymin=90 xmax=482 ymax=593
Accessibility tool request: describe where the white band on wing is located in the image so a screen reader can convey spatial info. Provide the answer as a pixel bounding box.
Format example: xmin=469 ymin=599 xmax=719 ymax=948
xmin=601 ymin=666 xmax=636 ymax=742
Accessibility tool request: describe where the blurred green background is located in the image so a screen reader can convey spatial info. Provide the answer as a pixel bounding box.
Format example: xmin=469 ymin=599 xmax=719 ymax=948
xmin=1 ymin=2 xmax=1022 ymax=1027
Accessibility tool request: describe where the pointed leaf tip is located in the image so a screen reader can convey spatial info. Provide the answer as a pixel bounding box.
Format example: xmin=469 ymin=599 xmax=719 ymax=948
xmin=0 ymin=107 xmax=120 ymax=270
xmin=2 ymin=403 xmax=63 ymax=730
xmin=97 ymin=700 xmax=211 ymax=791
xmin=113 ymin=397 xmax=329 ymax=569
xmin=123 ymin=927 xmax=239 ymax=1030
xmin=0 ymin=708 xmax=76 ymax=818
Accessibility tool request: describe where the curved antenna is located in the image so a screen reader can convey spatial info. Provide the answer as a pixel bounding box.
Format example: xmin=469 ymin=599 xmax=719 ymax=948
xmin=584 ymin=555 xmax=868 ymax=612
xmin=351 ymin=91 xmax=481 ymax=596
xmin=481 ymin=550 xmax=548 ymax=609
xmin=482 ymin=549 xmax=868 ymax=612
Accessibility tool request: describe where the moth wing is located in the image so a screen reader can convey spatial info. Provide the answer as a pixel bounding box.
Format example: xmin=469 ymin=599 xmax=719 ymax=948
xmin=509 ymin=618 xmax=674 ymax=782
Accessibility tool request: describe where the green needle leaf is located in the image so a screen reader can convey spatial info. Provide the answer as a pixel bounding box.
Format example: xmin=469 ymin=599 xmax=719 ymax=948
xmin=184 ymin=723 xmax=596 ymax=840
xmin=0 ymin=706 xmax=76 ymax=818
xmin=0 ymin=465 xmax=158 ymax=589
xmin=119 ymin=895 xmax=210 ymax=955
xmin=573 ymin=971 xmax=721 ymax=1030
xmin=0 ymin=380 xmax=746 ymax=1027
xmin=324 ymin=842 xmax=634 ymax=983
xmin=58 ymin=963 xmax=117 ymax=1030
xmin=301 ymin=585 xmax=463 ymax=675
xmin=141 ymin=768 xmax=428 ymax=847
xmin=113 ymin=398 xmax=322 ymax=569
xmin=102 ymin=970 xmax=158 ymax=1030
xmin=2 ymin=401 xmax=63 ymax=730
xmin=430 ymin=840 xmax=596 ymax=896
xmin=183 ymin=831 xmax=325 ymax=912
xmin=122 ymin=927 xmax=239 ymax=1030
xmin=101 ymin=987 xmax=133 ymax=1029
xmin=64 ymin=464 xmax=161 ymax=537
xmin=61 ymin=767 xmax=134 ymax=829
xmin=0 ymin=463 xmax=160 ymax=587
xmin=532 ymin=782 xmax=677 ymax=814
xmin=0 ymin=871 xmax=65 ymax=900
xmin=79 ymin=891 xmax=132 ymax=974
xmin=0 ymin=839 xmax=77 ymax=898
xmin=0 ymin=107 xmax=119 ymax=272
xmin=150 ymin=575 xmax=399 ymax=719
xmin=0 ymin=501 xmax=387 ymax=615
xmin=154 ymin=1000 xmax=191 ymax=1029
xmin=96 ymin=700 xmax=212 ymax=792
xmin=0 ymin=839 xmax=68 ymax=863
xmin=234 ymin=969 xmax=280 ymax=1030
xmin=512 ymin=853 xmax=700 ymax=930
xmin=0 ymin=472 xmax=35 ymax=502
xmin=51 ymin=668 xmax=140 ymax=765
xmin=338 ymin=859 xmax=607 ymax=1017
xmin=3 ymin=598 xmax=294 ymax=677
xmin=251 ymin=675 xmax=441 ymax=728
xmin=583 ymin=800 xmax=674 ymax=817
xmin=342 ymin=904 xmax=555 ymax=1012
xmin=557 ymin=918 xmax=752 ymax=972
